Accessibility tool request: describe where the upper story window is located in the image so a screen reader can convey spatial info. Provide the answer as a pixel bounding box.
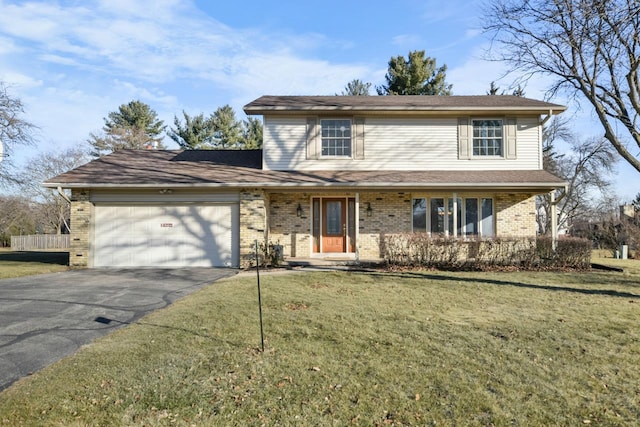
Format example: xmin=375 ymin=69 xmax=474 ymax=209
xmin=321 ymin=119 xmax=352 ymax=157
xmin=472 ymin=119 xmax=503 ymax=157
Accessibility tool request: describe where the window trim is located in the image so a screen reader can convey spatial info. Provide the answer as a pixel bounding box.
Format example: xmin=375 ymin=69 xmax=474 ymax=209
xmin=472 ymin=118 xmax=504 ymax=158
xmin=320 ymin=118 xmax=353 ymax=159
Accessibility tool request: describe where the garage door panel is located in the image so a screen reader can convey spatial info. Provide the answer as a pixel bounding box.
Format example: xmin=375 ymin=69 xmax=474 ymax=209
xmin=93 ymin=204 xmax=239 ymax=268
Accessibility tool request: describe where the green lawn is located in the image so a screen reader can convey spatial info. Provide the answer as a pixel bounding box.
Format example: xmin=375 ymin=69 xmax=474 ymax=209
xmin=1 ymin=265 xmax=638 ymax=426
xmin=0 ymin=249 xmax=68 ymax=279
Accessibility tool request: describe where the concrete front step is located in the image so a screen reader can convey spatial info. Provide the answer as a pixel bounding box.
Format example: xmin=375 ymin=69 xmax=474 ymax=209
xmin=283 ymin=257 xmax=385 ymax=268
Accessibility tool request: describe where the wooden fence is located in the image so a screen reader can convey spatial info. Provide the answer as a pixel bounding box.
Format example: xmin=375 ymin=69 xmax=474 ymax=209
xmin=11 ymin=234 xmax=70 ymax=251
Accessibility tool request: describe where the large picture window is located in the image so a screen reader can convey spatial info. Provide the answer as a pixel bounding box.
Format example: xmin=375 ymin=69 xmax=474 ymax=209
xmin=412 ymin=197 xmax=494 ymax=237
xmin=321 ymin=119 xmax=352 ymax=157
xmin=472 ymin=119 xmax=503 ymax=156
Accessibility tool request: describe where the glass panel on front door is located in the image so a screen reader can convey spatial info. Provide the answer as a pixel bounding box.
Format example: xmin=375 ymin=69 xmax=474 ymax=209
xmin=326 ymin=201 xmax=342 ymax=235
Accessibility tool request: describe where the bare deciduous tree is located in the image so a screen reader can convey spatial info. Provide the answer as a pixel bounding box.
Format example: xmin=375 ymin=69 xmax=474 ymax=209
xmin=0 ymin=81 xmax=36 ymax=186
xmin=484 ymin=0 xmax=640 ymax=173
xmin=537 ymin=135 xmax=617 ymax=235
xmin=0 ymin=196 xmax=36 ymax=246
xmin=17 ymin=146 xmax=90 ymax=234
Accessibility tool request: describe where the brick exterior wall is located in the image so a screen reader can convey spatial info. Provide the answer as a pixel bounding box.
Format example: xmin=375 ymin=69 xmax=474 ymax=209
xmin=268 ymin=192 xmax=314 ymax=258
xmin=265 ymin=191 xmax=537 ymax=261
xmin=69 ymin=188 xmax=91 ymax=269
xmin=358 ymin=192 xmax=412 ymax=259
xmin=239 ymin=189 xmax=268 ymax=267
xmin=495 ymin=193 xmax=536 ymax=238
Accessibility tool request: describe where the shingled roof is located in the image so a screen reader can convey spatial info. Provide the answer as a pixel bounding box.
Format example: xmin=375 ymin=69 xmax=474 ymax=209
xmin=244 ymin=95 xmax=566 ymax=115
xmin=45 ymin=149 xmax=566 ymax=191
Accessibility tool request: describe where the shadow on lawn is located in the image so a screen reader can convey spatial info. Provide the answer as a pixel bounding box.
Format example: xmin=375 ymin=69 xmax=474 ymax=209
xmin=0 ymin=251 xmax=69 ymax=265
xmin=94 ymin=316 xmax=247 ymax=348
xmin=365 ymin=271 xmax=640 ymax=299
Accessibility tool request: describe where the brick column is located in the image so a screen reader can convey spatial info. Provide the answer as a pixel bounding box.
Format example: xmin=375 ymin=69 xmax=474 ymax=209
xmin=69 ymin=189 xmax=91 ymax=268
xmin=239 ymin=189 xmax=267 ymax=268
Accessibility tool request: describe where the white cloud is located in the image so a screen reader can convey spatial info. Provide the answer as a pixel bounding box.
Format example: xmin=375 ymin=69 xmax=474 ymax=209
xmin=392 ymin=34 xmax=421 ymax=47
xmin=0 ymin=35 xmax=18 ymax=54
xmin=0 ymin=0 xmax=381 ymax=99
xmin=112 ymin=80 xmax=178 ymax=110
xmin=0 ymin=71 xmax=43 ymax=90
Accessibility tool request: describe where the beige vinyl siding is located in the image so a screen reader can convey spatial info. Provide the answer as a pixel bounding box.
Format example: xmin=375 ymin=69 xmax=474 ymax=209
xmin=365 ymin=118 xmax=457 ymax=169
xmin=263 ymin=115 xmax=542 ymax=171
xmin=516 ymin=117 xmax=543 ymax=169
xmin=263 ymin=116 xmax=308 ymax=170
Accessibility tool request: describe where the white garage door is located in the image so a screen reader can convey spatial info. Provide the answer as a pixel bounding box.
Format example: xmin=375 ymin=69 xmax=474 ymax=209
xmin=93 ymin=204 xmax=239 ymax=267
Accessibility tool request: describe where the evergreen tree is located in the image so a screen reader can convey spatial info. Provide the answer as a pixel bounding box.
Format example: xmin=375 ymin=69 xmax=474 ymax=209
xmin=168 ymin=111 xmax=216 ymax=149
xmin=241 ymin=117 xmax=263 ymax=149
xmin=376 ymin=50 xmax=452 ymax=95
xmin=88 ymin=100 xmax=166 ymax=157
xmin=338 ymin=79 xmax=372 ymax=96
xmin=168 ymin=106 xmax=262 ymax=150
xmin=487 ymin=81 xmax=525 ymax=96
xmin=210 ymin=105 xmax=243 ymax=149
xmin=487 ymin=81 xmax=501 ymax=95
xmin=104 ymin=100 xmax=165 ymax=137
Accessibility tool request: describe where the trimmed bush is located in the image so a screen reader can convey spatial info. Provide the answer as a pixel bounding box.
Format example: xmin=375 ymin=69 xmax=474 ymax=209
xmin=537 ymin=236 xmax=591 ymax=269
xmin=382 ymin=234 xmax=591 ymax=270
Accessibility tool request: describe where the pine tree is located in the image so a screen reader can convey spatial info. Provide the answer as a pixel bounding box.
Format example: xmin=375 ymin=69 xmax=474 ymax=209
xmin=376 ymin=50 xmax=452 ymax=95
xmin=338 ymin=79 xmax=372 ymax=96
xmin=88 ymin=100 xmax=166 ymax=156
xmin=168 ymin=111 xmax=216 ymax=149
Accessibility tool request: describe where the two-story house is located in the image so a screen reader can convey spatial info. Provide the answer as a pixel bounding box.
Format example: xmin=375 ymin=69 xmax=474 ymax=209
xmin=45 ymin=95 xmax=567 ymax=268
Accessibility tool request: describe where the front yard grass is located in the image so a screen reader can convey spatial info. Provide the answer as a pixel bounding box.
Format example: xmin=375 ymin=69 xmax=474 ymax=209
xmin=0 ymin=249 xmax=68 ymax=279
xmin=1 ymin=267 xmax=639 ymax=426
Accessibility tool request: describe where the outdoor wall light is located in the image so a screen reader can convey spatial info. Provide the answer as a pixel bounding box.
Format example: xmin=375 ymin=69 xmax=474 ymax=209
xmin=366 ymin=202 xmax=373 ymax=217
xmin=159 ymin=189 xmax=173 ymax=194
xmin=296 ymin=203 xmax=303 ymax=217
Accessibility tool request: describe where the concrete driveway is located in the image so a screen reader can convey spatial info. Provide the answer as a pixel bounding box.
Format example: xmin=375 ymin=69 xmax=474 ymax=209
xmin=0 ymin=268 xmax=236 ymax=391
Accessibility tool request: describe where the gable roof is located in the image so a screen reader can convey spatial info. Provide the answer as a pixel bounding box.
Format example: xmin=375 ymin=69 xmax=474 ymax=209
xmin=45 ymin=149 xmax=566 ymax=191
xmin=244 ymin=95 xmax=566 ymax=115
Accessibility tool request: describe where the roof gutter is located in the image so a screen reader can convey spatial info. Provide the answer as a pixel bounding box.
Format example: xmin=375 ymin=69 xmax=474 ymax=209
xmin=45 ymin=181 xmax=569 ymax=191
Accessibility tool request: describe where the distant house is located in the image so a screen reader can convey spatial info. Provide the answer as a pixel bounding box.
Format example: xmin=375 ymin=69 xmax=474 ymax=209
xmin=45 ymin=95 xmax=567 ymax=268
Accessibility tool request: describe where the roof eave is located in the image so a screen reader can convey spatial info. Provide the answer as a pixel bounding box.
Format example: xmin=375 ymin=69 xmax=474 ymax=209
xmin=244 ymin=106 xmax=567 ymax=116
xmin=45 ymin=181 xmax=568 ymax=191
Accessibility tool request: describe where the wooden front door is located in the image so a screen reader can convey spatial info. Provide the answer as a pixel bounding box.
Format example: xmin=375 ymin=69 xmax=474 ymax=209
xmin=322 ymin=199 xmax=346 ymax=252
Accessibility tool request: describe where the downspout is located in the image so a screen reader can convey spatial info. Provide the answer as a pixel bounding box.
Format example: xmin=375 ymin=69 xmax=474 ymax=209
xmin=540 ymin=109 xmax=553 ymax=126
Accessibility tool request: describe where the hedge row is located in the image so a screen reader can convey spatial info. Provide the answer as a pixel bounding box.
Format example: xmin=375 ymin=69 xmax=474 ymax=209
xmin=382 ymin=234 xmax=591 ymax=270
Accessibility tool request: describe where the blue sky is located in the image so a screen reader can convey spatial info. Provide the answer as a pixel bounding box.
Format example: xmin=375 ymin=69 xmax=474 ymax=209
xmin=0 ymin=0 xmax=637 ymax=201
